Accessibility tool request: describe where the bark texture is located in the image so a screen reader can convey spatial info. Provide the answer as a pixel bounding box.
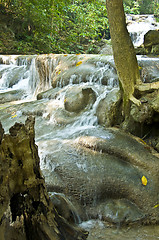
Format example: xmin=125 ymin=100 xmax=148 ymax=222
xmin=106 ymin=0 xmax=141 ymax=114
xmin=0 ymin=117 xmax=88 ymax=240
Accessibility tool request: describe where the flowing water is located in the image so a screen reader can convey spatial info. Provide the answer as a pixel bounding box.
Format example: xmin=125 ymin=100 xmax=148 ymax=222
xmin=127 ymin=14 xmax=159 ymax=47
xmin=1 ymin=54 xmax=159 ymax=239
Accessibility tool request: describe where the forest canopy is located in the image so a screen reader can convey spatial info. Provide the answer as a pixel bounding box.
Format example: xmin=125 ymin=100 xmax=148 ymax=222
xmin=0 ymin=0 xmax=159 ymax=54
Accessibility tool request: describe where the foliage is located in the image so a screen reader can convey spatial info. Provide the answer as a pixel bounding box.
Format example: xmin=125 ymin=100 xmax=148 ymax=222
xmin=154 ymin=2 xmax=159 ymax=22
xmin=0 ymin=0 xmax=109 ymax=54
xmin=124 ymin=1 xmax=140 ymax=14
xmin=0 ymin=0 xmax=159 ymax=54
xmin=137 ymin=0 xmax=155 ymax=14
xmin=59 ymin=1 xmax=108 ymax=53
xmin=124 ymin=0 xmax=158 ymax=14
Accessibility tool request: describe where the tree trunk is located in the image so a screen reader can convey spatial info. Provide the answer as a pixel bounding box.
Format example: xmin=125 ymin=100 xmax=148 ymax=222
xmin=0 ymin=117 xmax=88 ymax=240
xmin=106 ymin=0 xmax=141 ymax=117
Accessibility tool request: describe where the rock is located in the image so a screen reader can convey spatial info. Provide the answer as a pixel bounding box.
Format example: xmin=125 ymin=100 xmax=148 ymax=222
xmin=50 ymin=192 xmax=82 ymax=224
xmin=135 ymin=46 xmax=146 ymax=55
xmin=125 ymin=90 xmax=159 ymax=149
xmin=130 ymin=100 xmax=154 ymax=124
xmin=144 ymin=30 xmax=159 ymax=53
xmin=99 ymin=42 xmax=113 ymax=55
xmin=151 ymin=44 xmax=159 ymax=55
xmin=0 ymin=122 xmax=4 ymax=143
xmin=156 ymin=141 xmax=159 ymax=152
xmin=52 ymin=63 xmax=96 ymax=88
xmin=144 ymin=30 xmax=159 ymax=48
xmin=50 ymin=55 xmax=118 ymax=88
xmin=38 ymin=127 xmax=159 ymax=225
xmin=87 ymin=199 xmax=144 ymax=224
xmin=37 ymin=87 xmax=60 ymax=100
xmin=96 ymin=88 xmax=122 ymax=127
xmin=130 ymin=90 xmax=159 ymax=124
xmin=64 ymin=86 xmax=96 ymax=113
xmin=50 ymin=108 xmax=77 ymax=125
xmin=0 ymin=90 xmax=26 ymax=103
xmin=138 ymin=59 xmax=159 ymax=83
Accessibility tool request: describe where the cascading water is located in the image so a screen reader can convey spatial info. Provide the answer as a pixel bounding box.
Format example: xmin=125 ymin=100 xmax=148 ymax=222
xmin=0 ymin=55 xmax=55 ymax=99
xmin=0 ymin=55 xmax=36 ymax=98
xmin=1 ymin=54 xmax=159 ymax=240
xmin=127 ymin=14 xmax=159 ymax=47
xmin=0 ymin=53 xmax=120 ymax=176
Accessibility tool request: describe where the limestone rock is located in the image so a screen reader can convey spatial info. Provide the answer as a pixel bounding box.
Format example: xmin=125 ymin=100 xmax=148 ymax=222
xmin=0 ymin=90 xmax=26 ymax=104
xmin=96 ymin=88 xmax=122 ymax=127
xmin=39 ymin=127 xmax=159 ymax=225
xmin=64 ymin=86 xmax=96 ymax=113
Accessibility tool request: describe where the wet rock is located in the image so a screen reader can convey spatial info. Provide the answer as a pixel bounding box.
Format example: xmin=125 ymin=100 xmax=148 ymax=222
xmin=144 ymin=30 xmax=159 ymax=54
xmin=51 ymin=55 xmax=118 ymax=88
xmin=39 ymin=127 xmax=159 ymax=225
xmin=144 ymin=30 xmax=159 ymax=48
xmin=0 ymin=90 xmax=26 ymax=103
xmin=51 ymin=108 xmax=77 ymax=125
xmin=37 ymin=87 xmax=60 ymax=100
xmin=88 ymin=199 xmax=144 ymax=225
xmin=52 ymin=63 xmax=96 ymax=88
xmin=138 ymin=59 xmax=159 ymax=83
xmin=50 ymin=192 xmax=83 ymax=224
xmin=99 ymin=43 xmax=113 ymax=55
xmin=96 ymin=88 xmax=122 ymax=127
xmin=64 ymin=86 xmax=96 ymax=113
xmin=130 ymin=91 xmax=159 ymax=124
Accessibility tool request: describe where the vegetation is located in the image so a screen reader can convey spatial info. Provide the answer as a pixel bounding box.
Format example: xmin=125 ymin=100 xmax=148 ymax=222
xmin=0 ymin=0 xmax=159 ymax=54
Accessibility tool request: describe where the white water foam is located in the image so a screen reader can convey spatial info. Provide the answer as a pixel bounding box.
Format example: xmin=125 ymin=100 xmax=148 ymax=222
xmin=127 ymin=15 xmax=159 ymax=47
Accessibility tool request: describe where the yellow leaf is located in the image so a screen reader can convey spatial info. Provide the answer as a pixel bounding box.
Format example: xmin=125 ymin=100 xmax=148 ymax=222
xmin=76 ymin=61 xmax=82 ymax=66
xmin=141 ymin=176 xmax=147 ymax=186
xmin=64 ymin=54 xmax=68 ymax=56
xmin=58 ymin=70 xmax=61 ymax=75
xmin=11 ymin=115 xmax=17 ymax=118
xmin=64 ymin=99 xmax=67 ymax=103
xmin=139 ymin=66 xmax=142 ymax=70
xmin=76 ymin=53 xmax=81 ymax=55
xmin=139 ymin=138 xmax=147 ymax=145
xmin=153 ymin=204 xmax=159 ymax=209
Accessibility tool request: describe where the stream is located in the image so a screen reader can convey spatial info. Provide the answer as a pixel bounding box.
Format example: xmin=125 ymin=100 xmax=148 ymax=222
xmin=1 ymin=14 xmax=159 ymax=240
xmin=1 ymin=54 xmax=159 ymax=239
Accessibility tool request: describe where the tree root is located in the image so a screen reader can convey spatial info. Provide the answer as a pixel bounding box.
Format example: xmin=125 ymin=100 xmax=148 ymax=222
xmin=129 ymin=95 xmax=141 ymax=106
xmin=135 ymin=81 xmax=159 ymax=93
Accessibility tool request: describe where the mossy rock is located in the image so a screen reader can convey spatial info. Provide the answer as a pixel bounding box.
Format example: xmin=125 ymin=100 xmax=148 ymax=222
xmin=144 ymin=30 xmax=159 ymax=49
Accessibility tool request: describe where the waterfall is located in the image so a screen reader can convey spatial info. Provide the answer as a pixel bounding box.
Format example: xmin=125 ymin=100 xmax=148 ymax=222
xmin=0 ymin=55 xmax=35 ymax=98
xmin=1 ymin=54 xmax=159 ymax=239
xmin=0 ymin=55 xmax=55 ymax=99
xmin=127 ymin=14 xmax=159 ymax=47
